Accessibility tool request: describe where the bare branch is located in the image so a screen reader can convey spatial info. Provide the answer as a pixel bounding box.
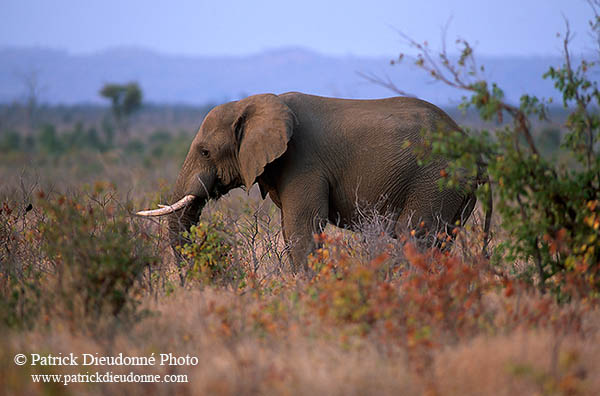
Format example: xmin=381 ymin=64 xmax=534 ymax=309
xmin=356 ymin=71 xmax=416 ymax=97
xmin=366 ymin=27 xmax=541 ymax=156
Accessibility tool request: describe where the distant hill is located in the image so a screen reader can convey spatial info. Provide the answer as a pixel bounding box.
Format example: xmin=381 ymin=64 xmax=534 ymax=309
xmin=0 ymin=46 xmax=563 ymax=105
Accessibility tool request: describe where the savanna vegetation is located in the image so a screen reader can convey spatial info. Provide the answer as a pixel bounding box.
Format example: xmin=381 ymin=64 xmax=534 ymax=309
xmin=1 ymin=6 xmax=600 ymax=395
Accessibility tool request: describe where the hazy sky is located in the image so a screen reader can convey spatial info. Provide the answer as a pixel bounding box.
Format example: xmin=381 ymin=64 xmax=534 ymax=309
xmin=0 ymin=0 xmax=595 ymax=57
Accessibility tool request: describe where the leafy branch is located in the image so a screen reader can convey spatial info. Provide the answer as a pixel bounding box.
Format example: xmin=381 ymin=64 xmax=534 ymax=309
xmin=365 ymin=5 xmax=600 ymax=296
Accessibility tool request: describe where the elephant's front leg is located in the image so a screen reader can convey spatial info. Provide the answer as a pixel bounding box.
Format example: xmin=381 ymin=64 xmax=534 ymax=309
xmin=280 ymin=180 xmax=329 ymax=273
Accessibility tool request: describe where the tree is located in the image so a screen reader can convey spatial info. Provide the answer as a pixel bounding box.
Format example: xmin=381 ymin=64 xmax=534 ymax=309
xmin=99 ymin=82 xmax=142 ymax=137
xmin=369 ymin=1 xmax=600 ymax=297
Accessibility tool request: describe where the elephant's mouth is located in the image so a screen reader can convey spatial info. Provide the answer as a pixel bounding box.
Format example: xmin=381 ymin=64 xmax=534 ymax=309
xmin=213 ymin=177 xmax=238 ymax=197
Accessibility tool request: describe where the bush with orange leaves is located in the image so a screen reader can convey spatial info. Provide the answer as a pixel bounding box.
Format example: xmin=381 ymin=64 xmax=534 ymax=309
xmin=305 ymin=233 xmax=496 ymax=349
xmin=297 ymin=232 xmax=593 ymax=382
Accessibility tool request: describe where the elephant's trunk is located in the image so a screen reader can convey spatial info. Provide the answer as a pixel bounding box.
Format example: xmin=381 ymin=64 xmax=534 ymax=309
xmin=166 ymin=171 xmax=217 ymax=260
xmin=166 ymin=195 xmax=206 ymax=251
xmin=137 ymin=166 xmax=218 ymax=284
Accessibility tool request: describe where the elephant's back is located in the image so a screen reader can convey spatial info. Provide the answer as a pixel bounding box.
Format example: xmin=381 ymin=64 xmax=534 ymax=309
xmin=280 ymin=92 xmax=460 ymax=144
xmin=279 ymin=93 xmax=461 ymax=224
xmin=281 ymin=92 xmax=458 ymax=172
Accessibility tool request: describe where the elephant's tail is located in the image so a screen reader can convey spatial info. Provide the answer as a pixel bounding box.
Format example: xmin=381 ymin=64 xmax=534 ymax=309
xmin=482 ymin=177 xmax=493 ymax=258
xmin=475 ymin=157 xmax=493 ymax=258
xmin=477 ymin=159 xmax=494 ymax=258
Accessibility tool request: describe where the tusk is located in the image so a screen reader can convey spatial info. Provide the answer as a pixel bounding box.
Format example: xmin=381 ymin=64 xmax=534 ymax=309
xmin=136 ymin=195 xmax=196 ymax=217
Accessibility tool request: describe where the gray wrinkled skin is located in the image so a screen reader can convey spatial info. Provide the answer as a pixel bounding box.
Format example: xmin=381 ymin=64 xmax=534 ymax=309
xmin=165 ymin=92 xmax=480 ymax=272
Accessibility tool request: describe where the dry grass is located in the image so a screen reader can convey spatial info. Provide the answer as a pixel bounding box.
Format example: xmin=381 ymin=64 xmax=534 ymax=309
xmin=3 ymin=286 xmax=599 ymax=396
xmin=2 ymin=150 xmax=599 ymax=396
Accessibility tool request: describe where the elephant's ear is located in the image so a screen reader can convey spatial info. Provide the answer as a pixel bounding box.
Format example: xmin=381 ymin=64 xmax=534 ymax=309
xmin=234 ymin=94 xmax=297 ymax=190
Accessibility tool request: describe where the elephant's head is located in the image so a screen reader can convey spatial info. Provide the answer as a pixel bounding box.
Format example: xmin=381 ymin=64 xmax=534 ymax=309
xmin=137 ymin=94 xmax=296 ymax=252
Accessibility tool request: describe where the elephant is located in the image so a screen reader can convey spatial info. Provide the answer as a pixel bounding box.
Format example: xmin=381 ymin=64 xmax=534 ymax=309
xmin=137 ymin=92 xmax=490 ymax=272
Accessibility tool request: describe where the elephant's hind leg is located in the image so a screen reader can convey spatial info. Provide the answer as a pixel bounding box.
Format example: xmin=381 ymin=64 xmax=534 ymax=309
xmin=439 ymin=192 xmax=477 ymax=248
xmin=395 ymin=188 xmax=477 ymax=250
xmin=393 ymin=186 xmax=439 ymax=248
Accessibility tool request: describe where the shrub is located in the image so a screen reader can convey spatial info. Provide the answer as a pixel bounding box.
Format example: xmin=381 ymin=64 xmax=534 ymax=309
xmin=36 ymin=185 xmax=157 ymax=324
xmin=0 ymin=268 xmax=42 ymax=330
xmin=382 ymin=10 xmax=600 ymax=298
xmin=1 ymin=189 xmax=154 ymax=329
xmin=0 ymin=130 xmax=22 ymax=152
xmin=0 ymin=184 xmax=158 ymax=330
xmin=0 ymin=201 xmax=43 ymax=329
xmin=62 ymin=122 xmax=107 ymax=152
xmin=306 ymin=233 xmax=495 ymax=341
xmin=233 ymin=199 xmax=288 ymax=275
xmin=37 ymin=123 xmax=63 ymax=154
xmin=177 ymin=212 xmax=244 ymax=288
xmin=124 ymin=139 xmax=145 ymax=154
